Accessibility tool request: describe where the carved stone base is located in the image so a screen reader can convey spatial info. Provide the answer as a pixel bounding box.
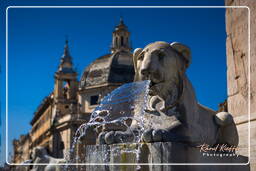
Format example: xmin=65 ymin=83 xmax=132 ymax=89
xmin=85 ymin=142 xmax=249 ymax=171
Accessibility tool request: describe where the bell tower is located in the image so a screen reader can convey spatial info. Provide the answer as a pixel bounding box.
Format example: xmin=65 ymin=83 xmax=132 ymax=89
xmin=51 ymin=39 xmax=78 ymax=158
xmin=111 ymin=18 xmax=131 ymax=53
xmin=53 ymin=40 xmax=78 ymax=111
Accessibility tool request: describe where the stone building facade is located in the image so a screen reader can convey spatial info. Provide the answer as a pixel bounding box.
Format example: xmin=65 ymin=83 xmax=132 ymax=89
xmin=12 ymin=19 xmax=134 ymax=163
xmin=225 ymin=0 xmax=256 ymax=170
xmin=12 ymin=134 xmax=31 ymax=164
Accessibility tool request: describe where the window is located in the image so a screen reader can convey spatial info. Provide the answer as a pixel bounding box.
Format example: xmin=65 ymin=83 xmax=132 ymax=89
xmin=62 ymin=80 xmax=70 ymax=99
xmin=89 ymin=69 xmax=103 ymax=78
xmin=90 ymin=95 xmax=99 ymax=105
xmin=121 ymin=36 xmax=124 ymax=46
xmin=115 ymin=37 xmax=118 ymax=47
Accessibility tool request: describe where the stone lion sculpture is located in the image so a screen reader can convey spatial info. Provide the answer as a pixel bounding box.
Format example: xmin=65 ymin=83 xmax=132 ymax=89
xmin=31 ymin=146 xmax=66 ymax=171
xmin=98 ymin=41 xmax=238 ymax=147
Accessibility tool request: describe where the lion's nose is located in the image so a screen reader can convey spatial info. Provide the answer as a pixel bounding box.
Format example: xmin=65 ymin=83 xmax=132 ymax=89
xmin=140 ymin=59 xmax=155 ymax=79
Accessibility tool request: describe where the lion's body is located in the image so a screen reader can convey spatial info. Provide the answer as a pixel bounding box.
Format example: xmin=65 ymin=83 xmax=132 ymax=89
xmin=99 ymin=41 xmax=238 ymax=147
xmin=30 ymin=147 xmax=66 ymax=171
xmin=131 ymin=41 xmax=238 ymax=146
xmin=132 ymin=75 xmax=219 ymax=145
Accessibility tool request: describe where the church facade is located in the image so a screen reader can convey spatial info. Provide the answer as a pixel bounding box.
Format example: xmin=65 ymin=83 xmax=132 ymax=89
xmin=12 ymin=19 xmax=134 ymax=163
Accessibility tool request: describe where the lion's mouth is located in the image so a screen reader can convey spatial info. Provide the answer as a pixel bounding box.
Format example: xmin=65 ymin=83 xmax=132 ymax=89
xmin=149 ymin=79 xmax=163 ymax=87
xmin=149 ymin=80 xmax=164 ymax=95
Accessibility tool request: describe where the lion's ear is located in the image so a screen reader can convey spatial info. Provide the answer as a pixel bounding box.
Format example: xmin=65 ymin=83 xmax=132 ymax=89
xmin=133 ymin=48 xmax=143 ymax=81
xmin=170 ymin=42 xmax=191 ymax=68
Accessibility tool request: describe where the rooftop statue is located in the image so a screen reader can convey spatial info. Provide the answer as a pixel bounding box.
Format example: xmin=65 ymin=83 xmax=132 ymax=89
xmin=98 ymin=41 xmax=239 ymax=147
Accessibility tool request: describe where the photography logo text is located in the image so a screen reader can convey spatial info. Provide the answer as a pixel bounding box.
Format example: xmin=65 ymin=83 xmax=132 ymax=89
xmin=197 ymin=143 xmax=239 ymax=158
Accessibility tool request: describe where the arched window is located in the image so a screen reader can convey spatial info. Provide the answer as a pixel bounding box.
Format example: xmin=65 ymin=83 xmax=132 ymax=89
xmin=115 ymin=37 xmax=118 ymax=47
xmin=62 ymin=80 xmax=70 ymax=99
xmin=121 ymin=36 xmax=124 ymax=46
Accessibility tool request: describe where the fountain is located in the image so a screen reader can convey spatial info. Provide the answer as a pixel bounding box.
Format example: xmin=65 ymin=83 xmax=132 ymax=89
xmin=74 ymin=80 xmax=150 ymax=144
xmin=30 ymin=41 xmax=250 ymax=171
xmin=83 ymin=41 xmax=249 ymax=171
xmin=67 ymin=80 xmax=150 ymax=164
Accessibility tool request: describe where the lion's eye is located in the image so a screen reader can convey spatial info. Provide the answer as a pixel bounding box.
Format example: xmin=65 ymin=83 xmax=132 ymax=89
xmin=138 ymin=53 xmax=144 ymax=61
xmin=158 ymin=52 xmax=165 ymax=61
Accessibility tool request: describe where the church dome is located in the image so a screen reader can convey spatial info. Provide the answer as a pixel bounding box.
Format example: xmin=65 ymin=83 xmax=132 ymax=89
xmin=79 ymin=50 xmax=134 ymax=89
xmin=79 ymin=18 xmax=134 ymax=90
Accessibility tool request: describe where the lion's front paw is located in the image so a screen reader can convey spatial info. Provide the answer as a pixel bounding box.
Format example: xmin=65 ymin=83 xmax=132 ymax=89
xmin=142 ymin=128 xmax=185 ymax=143
xmin=142 ymin=129 xmax=166 ymax=142
xmin=97 ymin=131 xmax=134 ymax=145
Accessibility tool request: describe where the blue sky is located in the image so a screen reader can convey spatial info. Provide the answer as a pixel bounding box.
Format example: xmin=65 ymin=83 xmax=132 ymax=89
xmin=0 ymin=0 xmax=227 ymax=164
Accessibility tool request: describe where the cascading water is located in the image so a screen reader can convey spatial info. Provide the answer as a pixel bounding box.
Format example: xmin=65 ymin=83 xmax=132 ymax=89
xmin=66 ymin=80 xmax=151 ymax=164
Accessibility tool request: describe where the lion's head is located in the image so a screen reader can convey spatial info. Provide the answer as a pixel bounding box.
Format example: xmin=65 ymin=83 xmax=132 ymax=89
xmin=133 ymin=41 xmax=191 ymax=110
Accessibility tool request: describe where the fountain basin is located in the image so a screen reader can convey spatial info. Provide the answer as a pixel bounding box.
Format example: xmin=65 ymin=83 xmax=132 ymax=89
xmin=85 ymin=142 xmax=249 ymax=171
